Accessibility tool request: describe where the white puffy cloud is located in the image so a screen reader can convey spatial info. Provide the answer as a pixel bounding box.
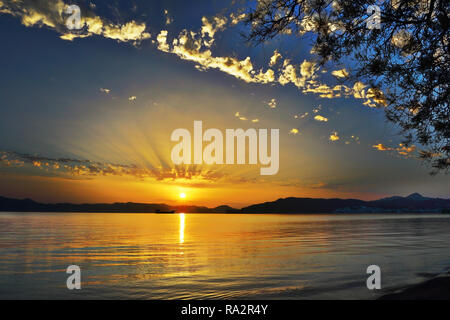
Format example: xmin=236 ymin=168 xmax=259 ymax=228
xmin=157 ymin=30 xmax=170 ymax=52
xmin=314 ymin=115 xmax=328 ymax=122
xmin=201 ymin=15 xmax=227 ymax=47
xmin=150 ymin=12 xmax=387 ymax=108
xmin=269 ymin=50 xmax=282 ymax=66
xmin=329 ymin=132 xmax=340 ymax=141
xmin=0 ymin=0 xmax=150 ymax=43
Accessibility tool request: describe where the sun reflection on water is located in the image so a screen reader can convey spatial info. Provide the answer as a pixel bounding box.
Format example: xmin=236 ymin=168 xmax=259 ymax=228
xmin=179 ymin=213 xmax=185 ymax=244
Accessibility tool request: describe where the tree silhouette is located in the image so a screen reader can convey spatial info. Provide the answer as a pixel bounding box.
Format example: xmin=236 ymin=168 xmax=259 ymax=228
xmin=245 ymin=0 xmax=449 ymax=173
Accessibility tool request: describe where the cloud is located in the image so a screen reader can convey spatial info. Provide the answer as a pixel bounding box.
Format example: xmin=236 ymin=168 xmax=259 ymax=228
xmin=156 ymin=30 xmax=170 ymax=52
xmin=372 ymin=143 xmax=416 ymax=157
xmin=268 ymin=98 xmax=277 ymax=108
xmin=128 ymin=96 xmax=137 ymax=101
xmin=397 ymin=144 xmax=416 ymax=155
xmin=365 ymin=87 xmax=388 ymax=107
xmin=1 ymin=2 xmax=387 ymax=108
xmin=0 ymin=150 xmax=228 ymax=183
xmin=169 ymin=29 xmax=270 ymax=83
xmin=314 ymin=115 xmax=328 ymax=122
xmin=201 ymin=15 xmax=227 ymax=47
xmin=234 ymin=111 xmax=247 ymax=121
xmin=269 ymin=50 xmax=282 ymax=67
xmin=100 ymin=20 xmax=150 ymax=42
xmin=294 ymin=112 xmax=309 ymax=119
xmin=151 ymin=17 xmax=279 ymax=85
xmin=1 ymin=150 xmax=284 ymax=186
xmin=150 ymin=13 xmax=387 ymax=108
xmin=230 ymin=12 xmax=246 ymax=25
xmin=329 ymin=132 xmax=340 ymax=141
xmin=100 ymin=88 xmax=110 ymax=94
xmin=164 ymin=9 xmax=172 ymax=25
xmin=306 ymin=181 xmax=344 ymax=190
xmin=289 ymin=128 xmax=299 ymax=135
xmin=0 ymin=0 xmax=150 ymax=43
xmin=278 ymin=60 xmax=317 ymax=88
xmin=345 ymin=135 xmax=360 ymax=145
xmin=372 ymin=143 xmax=390 ymax=151
xmin=331 ymin=68 xmax=349 ymax=78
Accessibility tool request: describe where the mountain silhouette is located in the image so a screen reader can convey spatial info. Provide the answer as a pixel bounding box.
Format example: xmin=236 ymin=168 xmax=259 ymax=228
xmin=240 ymin=194 xmax=449 ymax=213
xmin=0 ymin=194 xmax=448 ymax=213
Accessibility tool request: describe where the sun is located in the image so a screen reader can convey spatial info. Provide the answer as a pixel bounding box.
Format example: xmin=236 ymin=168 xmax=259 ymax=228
xmin=179 ymin=192 xmax=186 ymax=199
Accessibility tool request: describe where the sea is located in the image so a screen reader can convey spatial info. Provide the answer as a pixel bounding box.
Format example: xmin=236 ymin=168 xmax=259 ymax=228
xmin=1 ymin=212 xmax=449 ymax=299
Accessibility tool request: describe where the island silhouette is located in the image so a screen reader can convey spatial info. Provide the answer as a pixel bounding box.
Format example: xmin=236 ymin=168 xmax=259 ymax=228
xmin=0 ymin=193 xmax=448 ymax=213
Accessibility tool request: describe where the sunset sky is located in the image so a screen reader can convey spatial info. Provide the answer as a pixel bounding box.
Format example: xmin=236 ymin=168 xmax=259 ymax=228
xmin=0 ymin=0 xmax=448 ymax=208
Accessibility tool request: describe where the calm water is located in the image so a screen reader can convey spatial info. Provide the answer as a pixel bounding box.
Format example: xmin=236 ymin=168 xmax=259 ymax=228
xmin=0 ymin=212 xmax=450 ymax=299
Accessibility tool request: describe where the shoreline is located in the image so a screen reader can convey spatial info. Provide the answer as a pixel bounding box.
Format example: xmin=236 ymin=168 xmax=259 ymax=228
xmin=379 ymin=273 xmax=450 ymax=300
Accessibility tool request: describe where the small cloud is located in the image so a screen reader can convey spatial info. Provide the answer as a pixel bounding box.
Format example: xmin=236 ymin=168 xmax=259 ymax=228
xmin=251 ymin=119 xmax=259 ymax=123
xmin=294 ymin=112 xmax=309 ymax=119
xmin=290 ymin=128 xmax=299 ymax=135
xmin=312 ymin=105 xmax=322 ymax=113
xmin=329 ymin=132 xmax=340 ymax=141
xmin=372 ymin=143 xmax=389 ymax=151
xmin=269 ymin=50 xmax=282 ymax=67
xmin=128 ymin=96 xmax=137 ymax=101
xmin=100 ymin=88 xmax=110 ymax=94
xmin=331 ymin=68 xmax=349 ymax=78
xmin=397 ymin=144 xmax=416 ymax=155
xmin=268 ymin=98 xmax=277 ymax=109
xmin=156 ymin=30 xmax=170 ymax=52
xmin=314 ymin=115 xmax=328 ymax=122
xmin=164 ymin=9 xmax=173 ymax=25
xmin=372 ymin=143 xmax=416 ymax=157
xmin=351 ymin=135 xmax=360 ymax=144
xmin=230 ymin=12 xmax=246 ymax=25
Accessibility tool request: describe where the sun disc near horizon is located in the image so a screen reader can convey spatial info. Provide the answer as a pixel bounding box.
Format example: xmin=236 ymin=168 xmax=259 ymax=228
xmin=179 ymin=192 xmax=186 ymax=199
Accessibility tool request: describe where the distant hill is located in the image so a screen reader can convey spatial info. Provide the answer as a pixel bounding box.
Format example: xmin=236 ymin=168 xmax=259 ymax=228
xmin=0 ymin=193 xmax=448 ymax=213
xmin=241 ymin=193 xmax=450 ymax=213
xmin=240 ymin=197 xmax=366 ymax=213
xmin=0 ymin=196 xmax=236 ymax=213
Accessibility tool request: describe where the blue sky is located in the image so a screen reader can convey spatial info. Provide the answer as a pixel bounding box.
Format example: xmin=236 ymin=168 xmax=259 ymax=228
xmin=0 ymin=0 xmax=448 ymax=206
